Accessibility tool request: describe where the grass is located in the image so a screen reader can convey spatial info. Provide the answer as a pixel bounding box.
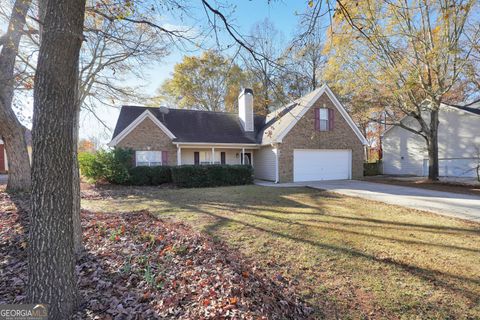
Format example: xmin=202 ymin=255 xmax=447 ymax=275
xmin=82 ymin=185 xmax=480 ymax=319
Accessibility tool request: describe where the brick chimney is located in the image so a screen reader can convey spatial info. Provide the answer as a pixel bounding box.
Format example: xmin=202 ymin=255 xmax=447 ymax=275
xmin=238 ymin=88 xmax=254 ymax=132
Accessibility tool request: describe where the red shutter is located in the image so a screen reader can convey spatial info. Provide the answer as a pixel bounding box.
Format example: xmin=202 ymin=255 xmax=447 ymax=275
xmin=314 ymin=108 xmax=320 ymax=131
xmin=328 ymin=109 xmax=335 ymax=131
xmin=161 ymin=151 xmax=168 ymax=166
xmin=132 ymin=151 xmax=137 ymax=167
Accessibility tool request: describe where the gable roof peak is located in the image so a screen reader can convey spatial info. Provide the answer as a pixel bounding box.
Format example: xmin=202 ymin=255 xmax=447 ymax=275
xmin=260 ymin=84 xmax=368 ymax=145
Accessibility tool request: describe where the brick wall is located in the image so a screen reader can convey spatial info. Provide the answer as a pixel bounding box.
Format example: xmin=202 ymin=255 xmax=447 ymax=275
xmin=116 ymin=117 xmax=177 ymax=166
xmin=278 ymin=93 xmax=365 ymax=182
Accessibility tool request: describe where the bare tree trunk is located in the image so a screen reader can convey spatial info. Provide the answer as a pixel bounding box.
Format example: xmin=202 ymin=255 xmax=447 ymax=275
xmin=0 ymin=0 xmax=32 ymax=192
xmin=311 ymin=59 xmax=317 ymax=91
xmin=72 ymin=105 xmax=83 ymax=255
xmin=27 ymin=0 xmax=86 ymax=318
xmin=427 ymin=109 xmax=440 ymax=181
xmin=2 ymin=127 xmax=31 ymax=191
xmin=263 ymin=77 xmax=269 ymax=114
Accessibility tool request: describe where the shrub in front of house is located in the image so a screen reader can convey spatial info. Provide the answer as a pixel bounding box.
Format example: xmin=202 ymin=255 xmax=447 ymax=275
xmin=128 ymin=166 xmax=153 ymax=185
xmin=78 ymin=152 xmax=99 ymax=179
xmin=128 ymin=166 xmax=173 ymax=186
xmin=150 ymin=166 xmax=172 ymax=185
xmin=364 ymin=161 xmax=382 ymax=176
xmin=79 ymin=148 xmax=134 ymax=184
xmin=171 ymin=165 xmax=253 ymax=188
xmin=80 ymin=149 xmax=252 ymax=187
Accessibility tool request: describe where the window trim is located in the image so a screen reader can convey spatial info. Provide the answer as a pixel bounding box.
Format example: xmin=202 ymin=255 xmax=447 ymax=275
xmin=315 ymin=107 xmax=331 ymax=132
xmin=135 ymin=150 xmax=162 ymax=167
xmin=319 ymin=108 xmax=329 ymax=132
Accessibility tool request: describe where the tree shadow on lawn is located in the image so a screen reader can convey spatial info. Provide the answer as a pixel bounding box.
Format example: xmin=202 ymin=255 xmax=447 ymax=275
xmin=206 ymin=204 xmax=480 ymax=254
xmin=83 ymin=185 xmax=480 ymax=316
xmin=95 ymin=184 xmax=480 ymax=236
xmin=189 ymin=203 xmax=480 ymax=302
xmin=88 ymin=185 xmax=480 ymax=266
xmin=204 ymin=201 xmax=480 ymax=237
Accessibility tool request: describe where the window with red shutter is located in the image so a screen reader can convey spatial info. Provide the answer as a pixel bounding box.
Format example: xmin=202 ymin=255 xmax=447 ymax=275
xmin=136 ymin=151 xmax=161 ymax=166
xmin=314 ymin=108 xmax=320 ymax=131
xmin=318 ymin=108 xmax=329 ymax=131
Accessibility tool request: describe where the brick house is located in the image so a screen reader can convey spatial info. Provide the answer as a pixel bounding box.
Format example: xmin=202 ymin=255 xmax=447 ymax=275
xmin=109 ymin=84 xmax=367 ymax=182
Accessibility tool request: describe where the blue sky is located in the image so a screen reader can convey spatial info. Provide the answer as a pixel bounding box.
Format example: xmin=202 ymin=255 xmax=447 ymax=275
xmin=80 ymin=0 xmax=312 ymax=143
xmin=142 ymin=1 xmax=308 ymax=92
xmin=1 ymin=1 xmax=314 ymax=143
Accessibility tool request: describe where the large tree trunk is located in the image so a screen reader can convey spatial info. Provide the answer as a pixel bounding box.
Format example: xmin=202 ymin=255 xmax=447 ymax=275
xmin=27 ymin=0 xmax=86 ymax=318
xmin=427 ymin=109 xmax=440 ymax=181
xmin=0 ymin=0 xmax=32 ymax=192
xmin=73 ymin=105 xmax=83 ymax=255
xmin=2 ymin=126 xmax=31 ymax=191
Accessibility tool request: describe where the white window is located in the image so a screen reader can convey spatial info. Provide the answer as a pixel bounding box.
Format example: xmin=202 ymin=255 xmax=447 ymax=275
xmin=200 ymin=151 xmax=221 ymax=164
xmin=319 ymin=108 xmax=329 ymax=131
xmin=199 ymin=151 xmax=210 ymax=165
xmin=136 ymin=151 xmax=162 ymax=166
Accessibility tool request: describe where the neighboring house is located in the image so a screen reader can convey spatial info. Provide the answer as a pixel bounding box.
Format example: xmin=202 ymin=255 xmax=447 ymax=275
xmin=382 ymin=103 xmax=480 ymax=177
xmin=0 ymin=128 xmax=32 ymax=173
xmin=109 ymin=84 xmax=367 ymax=182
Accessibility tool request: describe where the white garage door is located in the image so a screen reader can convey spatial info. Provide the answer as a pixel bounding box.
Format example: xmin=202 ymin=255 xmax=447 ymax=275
xmin=293 ymin=149 xmax=351 ymax=182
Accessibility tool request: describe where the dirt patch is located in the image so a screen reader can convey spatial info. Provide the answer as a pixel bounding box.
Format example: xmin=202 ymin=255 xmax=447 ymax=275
xmin=0 ymin=192 xmax=313 ymax=319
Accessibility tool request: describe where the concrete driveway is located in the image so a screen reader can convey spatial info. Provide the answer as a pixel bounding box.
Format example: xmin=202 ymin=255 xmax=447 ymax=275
xmin=305 ymin=180 xmax=480 ymax=222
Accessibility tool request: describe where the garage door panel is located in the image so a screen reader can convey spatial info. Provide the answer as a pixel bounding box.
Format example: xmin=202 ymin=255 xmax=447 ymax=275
xmin=294 ymin=149 xmax=351 ymax=182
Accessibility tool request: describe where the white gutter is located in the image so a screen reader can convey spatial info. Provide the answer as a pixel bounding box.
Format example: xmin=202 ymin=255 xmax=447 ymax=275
xmin=173 ymin=142 xmax=259 ymax=146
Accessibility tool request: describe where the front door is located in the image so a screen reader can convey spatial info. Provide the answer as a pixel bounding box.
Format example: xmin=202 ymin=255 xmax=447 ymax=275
xmin=194 ymin=152 xmax=200 ymax=165
xmin=241 ymin=152 xmax=252 ymax=165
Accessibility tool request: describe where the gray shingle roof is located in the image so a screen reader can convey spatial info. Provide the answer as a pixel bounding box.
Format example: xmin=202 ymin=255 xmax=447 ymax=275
xmin=450 ymin=103 xmax=480 ymax=115
xmin=112 ymin=106 xmax=266 ymax=144
xmin=111 ymin=85 xmax=365 ymax=145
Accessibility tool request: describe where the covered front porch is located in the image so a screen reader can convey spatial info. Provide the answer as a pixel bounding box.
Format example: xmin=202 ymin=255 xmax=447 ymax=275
xmin=174 ymin=143 xmax=259 ymax=166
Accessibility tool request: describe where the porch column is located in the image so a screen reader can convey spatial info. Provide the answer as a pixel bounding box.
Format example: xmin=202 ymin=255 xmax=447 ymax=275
xmin=211 ymin=147 xmax=215 ymax=164
xmin=177 ymin=146 xmax=181 ymax=165
xmin=241 ymin=147 xmax=245 ymax=165
xmin=250 ymin=150 xmax=253 ymax=167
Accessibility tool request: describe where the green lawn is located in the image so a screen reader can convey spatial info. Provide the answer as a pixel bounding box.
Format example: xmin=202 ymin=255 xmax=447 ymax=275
xmin=82 ymin=185 xmax=480 ymax=319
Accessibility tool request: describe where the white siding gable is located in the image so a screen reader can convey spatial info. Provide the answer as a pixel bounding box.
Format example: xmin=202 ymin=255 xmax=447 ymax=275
xmin=254 ymin=146 xmax=277 ymax=181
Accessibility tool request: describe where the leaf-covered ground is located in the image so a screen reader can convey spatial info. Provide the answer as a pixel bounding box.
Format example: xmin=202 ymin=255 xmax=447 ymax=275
xmin=82 ymin=184 xmax=480 ymax=319
xmin=0 ymin=192 xmax=313 ymax=319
